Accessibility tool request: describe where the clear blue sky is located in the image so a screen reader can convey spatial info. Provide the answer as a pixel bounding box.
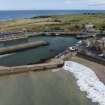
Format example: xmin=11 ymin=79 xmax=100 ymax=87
xmin=0 ymin=0 xmax=105 ymax=10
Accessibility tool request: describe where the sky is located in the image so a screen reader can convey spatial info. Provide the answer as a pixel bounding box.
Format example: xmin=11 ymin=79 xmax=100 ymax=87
xmin=0 ymin=0 xmax=105 ymax=10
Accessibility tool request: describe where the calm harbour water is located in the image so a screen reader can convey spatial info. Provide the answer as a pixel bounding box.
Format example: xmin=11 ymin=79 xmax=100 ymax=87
xmin=0 ymin=36 xmax=77 ymax=66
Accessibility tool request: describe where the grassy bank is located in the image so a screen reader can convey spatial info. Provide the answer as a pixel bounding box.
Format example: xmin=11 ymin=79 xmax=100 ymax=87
xmin=1 ymin=14 xmax=105 ymax=32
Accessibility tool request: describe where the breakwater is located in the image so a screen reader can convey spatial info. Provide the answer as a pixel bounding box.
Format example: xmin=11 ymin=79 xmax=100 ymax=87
xmin=37 ymin=32 xmax=83 ymax=36
xmin=0 ymin=59 xmax=63 ymax=75
xmin=0 ymin=32 xmax=81 ymax=42
xmin=0 ymin=41 xmax=48 ymax=54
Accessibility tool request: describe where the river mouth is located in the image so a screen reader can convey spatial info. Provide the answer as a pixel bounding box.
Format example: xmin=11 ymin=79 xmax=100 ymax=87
xmin=0 ymin=36 xmax=78 ymax=67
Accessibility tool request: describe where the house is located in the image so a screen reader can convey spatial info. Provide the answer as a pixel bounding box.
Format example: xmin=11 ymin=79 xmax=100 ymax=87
xmin=84 ymin=23 xmax=95 ymax=33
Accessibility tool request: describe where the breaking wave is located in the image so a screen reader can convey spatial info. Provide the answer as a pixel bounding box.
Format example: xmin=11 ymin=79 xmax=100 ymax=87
xmin=63 ymin=61 xmax=105 ymax=105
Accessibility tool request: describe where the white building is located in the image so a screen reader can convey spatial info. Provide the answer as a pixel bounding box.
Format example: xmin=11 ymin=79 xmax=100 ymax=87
xmin=84 ymin=23 xmax=95 ymax=33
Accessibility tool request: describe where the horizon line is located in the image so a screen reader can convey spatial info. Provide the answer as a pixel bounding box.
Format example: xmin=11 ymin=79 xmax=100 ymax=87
xmin=0 ymin=9 xmax=105 ymax=11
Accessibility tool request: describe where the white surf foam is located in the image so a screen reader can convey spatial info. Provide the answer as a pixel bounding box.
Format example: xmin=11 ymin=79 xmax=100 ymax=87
xmin=63 ymin=61 xmax=105 ymax=105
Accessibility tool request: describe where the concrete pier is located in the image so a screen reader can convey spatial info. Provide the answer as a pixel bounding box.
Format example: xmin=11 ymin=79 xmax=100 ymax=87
xmin=0 ymin=59 xmax=64 ymax=75
xmin=0 ymin=41 xmax=48 ymax=54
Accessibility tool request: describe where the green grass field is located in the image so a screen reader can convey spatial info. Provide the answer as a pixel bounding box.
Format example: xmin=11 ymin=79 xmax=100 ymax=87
xmin=1 ymin=14 xmax=105 ymax=32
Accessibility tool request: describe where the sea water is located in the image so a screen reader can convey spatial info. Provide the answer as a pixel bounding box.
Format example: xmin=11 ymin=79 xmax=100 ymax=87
xmin=0 ymin=70 xmax=97 ymax=105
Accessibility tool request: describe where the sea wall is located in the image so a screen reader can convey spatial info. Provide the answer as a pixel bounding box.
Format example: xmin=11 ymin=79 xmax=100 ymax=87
xmin=0 ymin=41 xmax=48 ymax=54
xmin=0 ymin=59 xmax=64 ymax=75
xmin=77 ymin=52 xmax=105 ymax=65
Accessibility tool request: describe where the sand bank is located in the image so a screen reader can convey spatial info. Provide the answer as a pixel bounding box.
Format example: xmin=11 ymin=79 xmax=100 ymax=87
xmin=63 ymin=61 xmax=105 ymax=105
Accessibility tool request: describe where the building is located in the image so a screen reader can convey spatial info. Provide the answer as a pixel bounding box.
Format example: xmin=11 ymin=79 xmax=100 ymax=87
xmin=84 ymin=37 xmax=105 ymax=56
xmin=84 ymin=23 xmax=95 ymax=33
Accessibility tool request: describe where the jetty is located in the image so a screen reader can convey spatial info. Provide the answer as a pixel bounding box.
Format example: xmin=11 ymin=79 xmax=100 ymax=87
xmin=0 ymin=31 xmax=82 ymax=42
xmin=39 ymin=32 xmax=83 ymax=36
xmin=0 ymin=41 xmax=48 ymax=54
xmin=0 ymin=59 xmax=64 ymax=75
xmin=0 ymin=31 xmax=103 ymax=42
